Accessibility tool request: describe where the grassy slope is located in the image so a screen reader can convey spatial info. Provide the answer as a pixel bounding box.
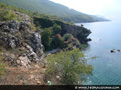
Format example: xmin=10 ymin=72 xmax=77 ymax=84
xmin=0 ymin=0 xmax=81 ymax=16
xmin=0 ymin=0 xmax=109 ymax=22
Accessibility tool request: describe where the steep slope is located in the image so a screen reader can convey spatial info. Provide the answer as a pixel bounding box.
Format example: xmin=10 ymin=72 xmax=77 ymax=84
xmin=0 ymin=3 xmax=93 ymax=85
xmin=0 ymin=0 xmax=109 ymax=22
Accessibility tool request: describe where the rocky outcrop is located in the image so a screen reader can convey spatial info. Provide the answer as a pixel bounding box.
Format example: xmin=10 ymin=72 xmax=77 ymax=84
xmin=0 ymin=33 xmax=22 ymax=48
xmin=110 ymin=49 xmax=115 ymax=53
xmin=0 ymin=18 xmax=44 ymax=67
xmin=8 ymin=20 xmax=20 ymax=33
xmin=17 ymin=54 xmax=31 ymax=67
xmin=34 ymin=17 xmax=91 ymax=44
xmin=110 ymin=49 xmax=120 ymax=53
xmin=117 ymin=50 xmax=120 ymax=52
xmin=24 ymin=43 xmax=43 ymax=62
xmin=31 ymin=33 xmax=43 ymax=57
xmin=57 ymin=21 xmax=91 ymax=43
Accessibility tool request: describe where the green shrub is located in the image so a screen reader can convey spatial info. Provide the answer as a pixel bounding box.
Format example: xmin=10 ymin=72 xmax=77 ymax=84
xmin=75 ymin=39 xmax=81 ymax=46
xmin=0 ymin=9 xmax=17 ymax=21
xmin=52 ymin=24 xmax=61 ymax=34
xmin=51 ymin=36 xmax=65 ymax=49
xmin=63 ymin=33 xmax=74 ymax=41
xmin=45 ymin=48 xmax=93 ymax=85
xmin=41 ymin=28 xmax=52 ymax=51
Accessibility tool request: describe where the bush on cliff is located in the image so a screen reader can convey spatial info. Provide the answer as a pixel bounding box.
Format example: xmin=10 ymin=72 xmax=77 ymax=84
xmin=45 ymin=48 xmax=93 ymax=85
xmin=63 ymin=33 xmax=74 ymax=41
xmin=0 ymin=9 xmax=17 ymax=21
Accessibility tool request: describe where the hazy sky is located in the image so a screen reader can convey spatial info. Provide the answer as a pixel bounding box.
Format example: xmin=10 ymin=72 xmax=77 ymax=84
xmin=50 ymin=0 xmax=121 ymax=21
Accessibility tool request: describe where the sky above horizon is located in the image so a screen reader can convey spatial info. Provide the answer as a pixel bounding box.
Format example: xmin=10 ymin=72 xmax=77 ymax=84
xmin=50 ymin=0 xmax=121 ymax=21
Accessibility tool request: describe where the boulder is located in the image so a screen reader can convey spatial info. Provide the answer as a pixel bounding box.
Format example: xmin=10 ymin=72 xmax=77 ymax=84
xmin=0 ymin=34 xmax=22 ymax=48
xmin=4 ymin=25 xmax=9 ymax=30
xmin=117 ymin=50 xmax=120 ymax=52
xmin=110 ymin=49 xmax=115 ymax=53
xmin=20 ymin=21 xmax=29 ymax=31
xmin=8 ymin=20 xmax=20 ymax=33
xmin=24 ymin=44 xmax=43 ymax=62
xmin=17 ymin=54 xmax=31 ymax=67
xmin=0 ymin=21 xmax=6 ymax=26
xmin=9 ymin=39 xmax=16 ymax=48
xmin=28 ymin=51 xmax=40 ymax=62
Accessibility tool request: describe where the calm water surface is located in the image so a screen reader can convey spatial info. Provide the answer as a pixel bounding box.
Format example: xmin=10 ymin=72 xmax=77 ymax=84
xmin=76 ymin=21 xmax=121 ymax=85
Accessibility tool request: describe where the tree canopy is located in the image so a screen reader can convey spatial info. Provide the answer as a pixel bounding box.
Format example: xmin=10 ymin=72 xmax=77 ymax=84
xmin=45 ymin=48 xmax=93 ymax=85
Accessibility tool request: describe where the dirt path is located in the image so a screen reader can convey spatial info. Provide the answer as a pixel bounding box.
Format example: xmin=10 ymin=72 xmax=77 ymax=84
xmin=0 ymin=63 xmax=46 ymax=85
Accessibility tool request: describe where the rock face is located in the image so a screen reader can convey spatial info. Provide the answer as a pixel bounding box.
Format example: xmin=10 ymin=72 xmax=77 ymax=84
xmin=0 ymin=16 xmax=44 ymax=67
xmin=24 ymin=44 xmax=43 ymax=62
xmin=8 ymin=20 xmax=20 ymax=33
xmin=59 ymin=22 xmax=91 ymax=43
xmin=0 ymin=34 xmax=22 ymax=48
xmin=34 ymin=18 xmax=91 ymax=44
xmin=0 ymin=12 xmax=91 ymax=67
xmin=31 ymin=33 xmax=43 ymax=57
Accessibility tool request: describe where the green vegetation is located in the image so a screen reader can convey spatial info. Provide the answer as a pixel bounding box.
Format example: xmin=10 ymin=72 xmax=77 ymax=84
xmin=0 ymin=2 xmax=94 ymax=85
xmin=81 ymin=44 xmax=89 ymax=50
xmin=0 ymin=9 xmax=17 ymax=21
xmin=0 ymin=3 xmax=91 ymax=52
xmin=45 ymin=48 xmax=93 ymax=85
xmin=0 ymin=3 xmax=84 ymax=52
xmin=0 ymin=3 xmax=61 ymax=21
xmin=0 ymin=48 xmax=6 ymax=77
xmin=0 ymin=0 xmax=109 ymax=23
xmin=41 ymin=28 xmax=53 ymax=51
xmin=41 ymin=25 xmax=65 ymax=51
xmin=63 ymin=34 xmax=74 ymax=41
xmin=53 ymin=24 xmax=61 ymax=34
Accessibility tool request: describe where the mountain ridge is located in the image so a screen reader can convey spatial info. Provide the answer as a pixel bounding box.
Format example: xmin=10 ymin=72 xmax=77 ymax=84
xmin=0 ymin=0 xmax=109 ymax=22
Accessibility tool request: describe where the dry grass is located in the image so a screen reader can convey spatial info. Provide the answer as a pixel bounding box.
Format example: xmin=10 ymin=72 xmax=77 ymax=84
xmin=0 ymin=63 xmax=46 ymax=85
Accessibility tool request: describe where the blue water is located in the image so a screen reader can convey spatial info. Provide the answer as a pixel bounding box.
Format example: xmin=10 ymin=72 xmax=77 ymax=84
xmin=76 ymin=21 xmax=121 ymax=85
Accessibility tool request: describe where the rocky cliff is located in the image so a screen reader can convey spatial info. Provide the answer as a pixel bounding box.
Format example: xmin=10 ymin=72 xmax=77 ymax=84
xmin=34 ymin=17 xmax=91 ymax=44
xmin=0 ymin=3 xmax=93 ymax=85
xmin=0 ymin=9 xmax=91 ymax=68
xmin=0 ymin=13 xmax=44 ymax=68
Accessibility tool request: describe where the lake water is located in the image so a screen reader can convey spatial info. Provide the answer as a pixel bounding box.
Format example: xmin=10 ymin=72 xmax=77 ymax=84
xmin=76 ymin=21 xmax=121 ymax=85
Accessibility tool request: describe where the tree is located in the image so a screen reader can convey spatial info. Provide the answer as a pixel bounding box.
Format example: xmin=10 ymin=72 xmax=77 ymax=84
xmin=63 ymin=33 xmax=74 ymax=41
xmin=41 ymin=28 xmax=52 ymax=51
xmin=52 ymin=24 xmax=61 ymax=34
xmin=45 ymin=48 xmax=93 ymax=85
xmin=51 ymin=35 xmax=65 ymax=49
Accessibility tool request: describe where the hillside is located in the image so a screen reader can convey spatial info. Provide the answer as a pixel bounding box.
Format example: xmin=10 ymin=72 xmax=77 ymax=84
xmin=0 ymin=0 xmax=109 ymax=23
xmin=0 ymin=3 xmax=93 ymax=85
